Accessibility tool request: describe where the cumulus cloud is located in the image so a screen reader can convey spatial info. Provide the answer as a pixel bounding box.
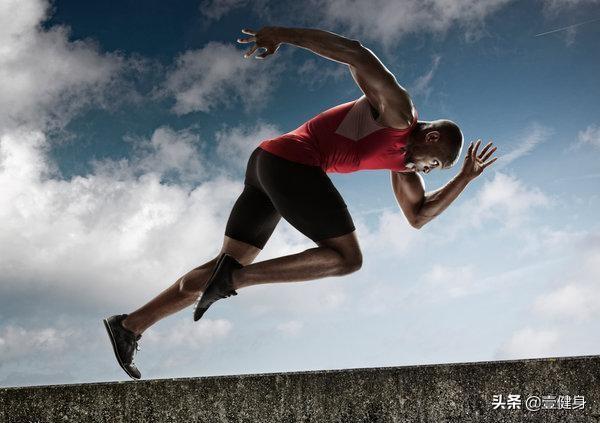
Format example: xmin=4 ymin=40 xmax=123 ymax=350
xmin=199 ymin=0 xmax=249 ymax=20
xmin=576 ymin=124 xmax=600 ymax=149
xmin=162 ymin=42 xmax=281 ymax=115
xmin=532 ymin=235 xmax=600 ymax=320
xmin=120 ymin=126 xmax=205 ymax=184
xmin=215 ymin=121 xmax=281 ymax=169
xmin=361 ymin=209 xmax=421 ymax=256
xmin=0 ymin=324 xmax=71 ymax=362
xmin=496 ymin=327 xmax=560 ymax=359
xmin=421 ymin=264 xmax=477 ymax=299
xmin=0 ymin=0 xmax=126 ymax=131
xmin=144 ymin=318 xmax=233 ymax=348
xmin=489 ymin=234 xmax=600 ymax=362
xmin=311 ymin=0 xmax=512 ymax=46
xmin=518 ymin=227 xmax=588 ymax=258
xmin=459 ymin=172 xmax=550 ymax=229
xmin=0 ymin=127 xmax=243 ymax=319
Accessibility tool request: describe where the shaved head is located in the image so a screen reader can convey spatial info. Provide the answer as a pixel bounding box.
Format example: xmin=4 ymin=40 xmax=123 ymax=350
xmin=405 ymin=119 xmax=464 ymax=173
xmin=430 ymin=119 xmax=463 ymax=167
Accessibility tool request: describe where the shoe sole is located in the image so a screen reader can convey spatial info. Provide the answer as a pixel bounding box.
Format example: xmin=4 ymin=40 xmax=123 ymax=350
xmin=102 ymin=318 xmax=140 ymax=380
xmin=193 ymin=254 xmax=227 ymax=321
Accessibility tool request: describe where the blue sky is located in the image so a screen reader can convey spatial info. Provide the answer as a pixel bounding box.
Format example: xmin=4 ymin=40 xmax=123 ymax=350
xmin=0 ymin=0 xmax=599 ymax=387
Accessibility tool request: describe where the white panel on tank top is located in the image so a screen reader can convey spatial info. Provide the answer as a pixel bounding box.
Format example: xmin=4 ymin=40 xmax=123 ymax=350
xmin=334 ymin=95 xmax=383 ymax=141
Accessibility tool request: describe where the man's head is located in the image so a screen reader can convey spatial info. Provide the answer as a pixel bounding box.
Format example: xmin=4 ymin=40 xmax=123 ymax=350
xmin=405 ymin=119 xmax=463 ymax=173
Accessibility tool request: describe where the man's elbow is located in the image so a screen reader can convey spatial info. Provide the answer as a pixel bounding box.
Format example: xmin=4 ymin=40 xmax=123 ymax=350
xmin=408 ymin=215 xmax=426 ymax=229
xmin=345 ymin=40 xmax=365 ymax=62
xmin=347 ymin=38 xmax=363 ymax=51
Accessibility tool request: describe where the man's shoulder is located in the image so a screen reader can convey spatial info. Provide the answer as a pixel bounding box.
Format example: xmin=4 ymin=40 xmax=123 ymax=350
xmin=381 ymin=85 xmax=416 ymax=128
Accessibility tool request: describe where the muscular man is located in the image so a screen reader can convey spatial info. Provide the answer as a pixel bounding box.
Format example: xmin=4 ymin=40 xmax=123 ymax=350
xmin=104 ymin=27 xmax=497 ymax=380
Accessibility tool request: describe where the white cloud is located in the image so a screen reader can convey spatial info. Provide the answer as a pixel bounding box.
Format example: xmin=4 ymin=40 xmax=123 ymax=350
xmin=0 ymin=0 xmax=126 ymax=131
xmin=312 ymin=0 xmax=513 ymax=46
xmin=411 ymin=55 xmax=441 ymax=101
xmin=541 ymin=0 xmax=600 ymax=13
xmin=162 ymin=42 xmax=281 ymax=115
xmin=0 ymin=324 xmax=71 ymax=362
xmin=497 ymin=122 xmax=551 ymax=168
xmin=563 ymin=26 xmax=578 ymax=46
xmin=496 ymin=327 xmax=560 ymax=359
xmin=121 ymin=126 xmax=205 ymax=184
xmin=215 ymin=121 xmax=281 ymax=169
xmin=533 ymin=284 xmax=593 ymax=319
xmin=0 ymin=126 xmax=242 ymax=316
xmin=489 ymin=234 xmax=600 ymax=362
xmin=276 ymin=320 xmax=304 ymax=336
xmin=422 ymin=264 xmax=477 ymax=298
xmin=361 ymin=210 xmax=421 ymax=256
xmin=532 ymin=236 xmax=600 ymax=320
xmin=199 ymin=0 xmax=249 ymax=20
xmin=144 ymin=318 xmax=232 ymax=348
xmin=577 ymin=124 xmax=600 ymax=149
xmin=459 ymin=172 xmax=550 ymax=229
xmin=518 ymin=227 xmax=588 ymax=258
xmin=241 ymin=276 xmax=348 ymax=316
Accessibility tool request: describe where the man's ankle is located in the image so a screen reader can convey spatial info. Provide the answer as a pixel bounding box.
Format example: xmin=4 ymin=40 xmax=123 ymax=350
xmin=121 ymin=316 xmax=142 ymax=336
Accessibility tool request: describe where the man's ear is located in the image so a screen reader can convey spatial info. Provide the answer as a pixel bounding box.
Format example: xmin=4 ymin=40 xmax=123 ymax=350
xmin=425 ymin=130 xmax=440 ymax=143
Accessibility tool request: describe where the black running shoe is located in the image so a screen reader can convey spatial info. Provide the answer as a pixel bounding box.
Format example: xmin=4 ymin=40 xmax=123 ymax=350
xmin=193 ymin=254 xmax=242 ymax=321
xmin=103 ymin=314 xmax=142 ymax=380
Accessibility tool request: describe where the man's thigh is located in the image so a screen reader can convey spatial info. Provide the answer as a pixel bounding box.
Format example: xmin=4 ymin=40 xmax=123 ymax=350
xmin=224 ymin=183 xmax=282 ymax=252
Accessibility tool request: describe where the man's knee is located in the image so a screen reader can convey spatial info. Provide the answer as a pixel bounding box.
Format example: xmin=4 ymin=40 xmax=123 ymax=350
xmin=318 ymin=232 xmax=363 ymax=276
xmin=337 ymin=248 xmax=363 ymax=275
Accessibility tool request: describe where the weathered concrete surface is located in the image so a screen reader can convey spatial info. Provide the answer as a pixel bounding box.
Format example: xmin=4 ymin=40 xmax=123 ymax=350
xmin=1 ymin=355 xmax=599 ymax=422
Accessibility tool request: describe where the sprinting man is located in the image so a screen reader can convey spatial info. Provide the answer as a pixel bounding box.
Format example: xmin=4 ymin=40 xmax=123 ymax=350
xmin=104 ymin=26 xmax=497 ymax=379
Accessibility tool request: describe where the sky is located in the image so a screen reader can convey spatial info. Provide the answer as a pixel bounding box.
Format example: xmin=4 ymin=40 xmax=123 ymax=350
xmin=0 ymin=0 xmax=599 ymax=388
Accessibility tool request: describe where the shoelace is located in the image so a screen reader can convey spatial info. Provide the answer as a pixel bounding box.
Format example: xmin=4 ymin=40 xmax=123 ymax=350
xmin=220 ymin=290 xmax=238 ymax=299
xmin=133 ymin=335 xmax=142 ymax=353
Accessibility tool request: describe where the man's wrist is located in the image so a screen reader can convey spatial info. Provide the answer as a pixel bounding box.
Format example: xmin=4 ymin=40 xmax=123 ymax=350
xmin=271 ymin=26 xmax=292 ymax=44
xmin=457 ymin=169 xmax=475 ymax=183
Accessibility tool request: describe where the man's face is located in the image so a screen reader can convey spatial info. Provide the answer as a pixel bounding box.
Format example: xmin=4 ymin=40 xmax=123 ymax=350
xmin=405 ymin=153 xmax=443 ymax=174
xmin=405 ymin=129 xmax=447 ymax=174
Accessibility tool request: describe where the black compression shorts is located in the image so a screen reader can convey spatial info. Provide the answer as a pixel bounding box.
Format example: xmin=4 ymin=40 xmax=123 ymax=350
xmin=224 ymin=147 xmax=356 ymax=249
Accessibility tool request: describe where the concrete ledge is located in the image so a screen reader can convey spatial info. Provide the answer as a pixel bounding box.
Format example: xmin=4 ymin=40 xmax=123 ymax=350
xmin=1 ymin=355 xmax=600 ymax=422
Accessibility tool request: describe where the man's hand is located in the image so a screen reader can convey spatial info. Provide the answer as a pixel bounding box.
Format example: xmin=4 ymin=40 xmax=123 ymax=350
xmin=237 ymin=27 xmax=281 ymax=59
xmin=460 ymin=139 xmax=498 ymax=181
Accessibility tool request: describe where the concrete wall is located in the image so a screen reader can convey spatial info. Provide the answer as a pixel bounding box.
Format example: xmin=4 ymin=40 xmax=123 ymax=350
xmin=1 ymin=355 xmax=599 ymax=422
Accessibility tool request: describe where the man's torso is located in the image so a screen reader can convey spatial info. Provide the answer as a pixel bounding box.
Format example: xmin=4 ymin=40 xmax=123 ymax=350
xmin=259 ymin=95 xmax=418 ymax=173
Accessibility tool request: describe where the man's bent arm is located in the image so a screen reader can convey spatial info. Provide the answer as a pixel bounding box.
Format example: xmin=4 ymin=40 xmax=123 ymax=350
xmin=391 ymin=171 xmax=470 ymax=229
xmin=391 ymin=140 xmax=498 ymax=229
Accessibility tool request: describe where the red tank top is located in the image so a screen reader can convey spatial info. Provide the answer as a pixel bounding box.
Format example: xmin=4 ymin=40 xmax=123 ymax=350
xmin=259 ymin=96 xmax=418 ymax=173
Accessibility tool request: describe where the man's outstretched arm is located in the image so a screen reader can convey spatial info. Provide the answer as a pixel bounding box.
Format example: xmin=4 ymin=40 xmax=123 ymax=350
xmin=238 ymin=26 xmax=362 ymax=63
xmin=237 ymin=26 xmax=413 ymax=128
xmin=392 ymin=140 xmax=498 ymax=229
